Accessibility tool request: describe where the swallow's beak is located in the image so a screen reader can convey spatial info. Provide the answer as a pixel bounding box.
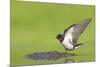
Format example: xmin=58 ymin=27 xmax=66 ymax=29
xmin=56 ymin=34 xmax=59 ymax=39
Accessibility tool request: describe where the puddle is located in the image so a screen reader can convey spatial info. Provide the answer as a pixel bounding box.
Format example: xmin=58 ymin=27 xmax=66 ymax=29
xmin=25 ymin=51 xmax=76 ymax=61
xmin=24 ymin=51 xmax=94 ymax=64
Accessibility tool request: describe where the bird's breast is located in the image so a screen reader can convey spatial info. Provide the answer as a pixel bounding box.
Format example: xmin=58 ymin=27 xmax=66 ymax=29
xmin=62 ymin=29 xmax=74 ymax=49
xmin=62 ymin=38 xmax=74 ymax=50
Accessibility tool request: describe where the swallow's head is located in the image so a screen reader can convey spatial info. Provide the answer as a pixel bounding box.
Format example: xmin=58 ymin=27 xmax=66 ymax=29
xmin=56 ymin=34 xmax=64 ymax=43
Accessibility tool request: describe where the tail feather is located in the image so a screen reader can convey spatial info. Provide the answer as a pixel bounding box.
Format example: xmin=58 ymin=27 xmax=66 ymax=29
xmin=74 ymin=43 xmax=83 ymax=49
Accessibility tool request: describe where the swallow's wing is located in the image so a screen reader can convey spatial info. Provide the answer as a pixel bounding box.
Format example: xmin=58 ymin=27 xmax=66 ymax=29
xmin=64 ymin=18 xmax=92 ymax=44
xmin=64 ymin=24 xmax=76 ymax=34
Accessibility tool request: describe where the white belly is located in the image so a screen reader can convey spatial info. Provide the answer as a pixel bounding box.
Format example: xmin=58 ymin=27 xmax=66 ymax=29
xmin=62 ymin=27 xmax=75 ymax=50
xmin=62 ymin=34 xmax=74 ymax=50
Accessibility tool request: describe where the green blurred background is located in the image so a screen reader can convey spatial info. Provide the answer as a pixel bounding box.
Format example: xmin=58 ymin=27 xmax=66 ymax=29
xmin=11 ymin=0 xmax=95 ymax=66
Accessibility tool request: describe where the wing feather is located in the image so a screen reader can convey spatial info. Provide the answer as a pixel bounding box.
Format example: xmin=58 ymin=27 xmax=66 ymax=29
xmin=64 ymin=18 xmax=92 ymax=44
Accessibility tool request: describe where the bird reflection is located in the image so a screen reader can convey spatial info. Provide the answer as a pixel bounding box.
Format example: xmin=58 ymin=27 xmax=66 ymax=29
xmin=25 ymin=51 xmax=77 ymax=63
xmin=64 ymin=59 xmax=77 ymax=63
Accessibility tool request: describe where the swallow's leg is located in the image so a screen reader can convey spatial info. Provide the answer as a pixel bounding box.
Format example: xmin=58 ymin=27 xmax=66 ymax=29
xmin=64 ymin=46 xmax=74 ymax=51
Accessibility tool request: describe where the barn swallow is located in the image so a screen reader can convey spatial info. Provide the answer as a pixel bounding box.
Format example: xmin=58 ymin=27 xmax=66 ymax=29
xmin=56 ymin=18 xmax=92 ymax=50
